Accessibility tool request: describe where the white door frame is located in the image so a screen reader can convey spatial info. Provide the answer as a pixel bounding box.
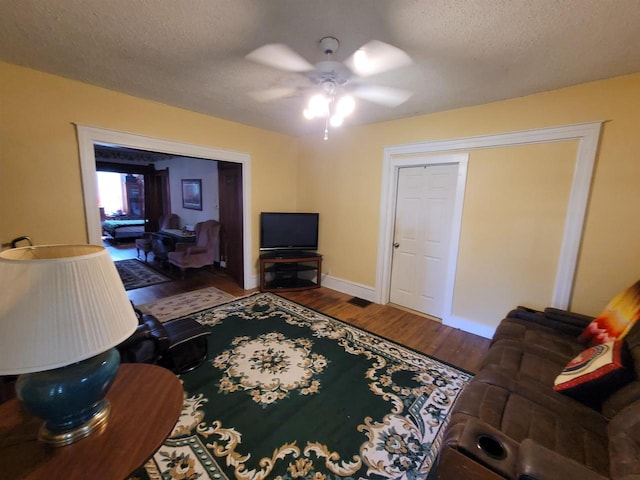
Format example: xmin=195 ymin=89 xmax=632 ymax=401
xmin=376 ymin=122 xmax=602 ymax=325
xmin=389 ymin=155 xmax=469 ymax=320
xmin=75 ymin=124 xmax=253 ymax=289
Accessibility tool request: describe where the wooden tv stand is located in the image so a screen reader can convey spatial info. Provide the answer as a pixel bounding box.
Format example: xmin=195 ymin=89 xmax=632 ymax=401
xmin=259 ymin=252 xmax=322 ymax=292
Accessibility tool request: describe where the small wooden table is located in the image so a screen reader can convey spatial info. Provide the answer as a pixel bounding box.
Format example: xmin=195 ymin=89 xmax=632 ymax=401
xmin=0 ymin=363 xmax=183 ymax=479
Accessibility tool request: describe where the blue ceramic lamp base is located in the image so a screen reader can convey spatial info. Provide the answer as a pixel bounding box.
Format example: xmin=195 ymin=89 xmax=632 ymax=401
xmin=16 ymin=348 xmax=121 ymax=447
xmin=38 ymin=400 xmax=112 ymax=446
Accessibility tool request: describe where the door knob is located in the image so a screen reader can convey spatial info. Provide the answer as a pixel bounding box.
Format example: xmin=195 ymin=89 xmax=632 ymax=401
xmin=393 ymin=243 xmax=400 ymax=248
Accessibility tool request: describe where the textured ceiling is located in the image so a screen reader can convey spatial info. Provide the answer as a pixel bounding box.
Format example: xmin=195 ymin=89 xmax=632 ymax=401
xmin=1 ymin=0 xmax=639 ymax=137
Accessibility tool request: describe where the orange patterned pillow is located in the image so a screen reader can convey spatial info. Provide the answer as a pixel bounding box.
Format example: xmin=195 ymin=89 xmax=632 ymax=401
xmin=579 ymin=280 xmax=640 ymax=346
xmin=554 ymin=340 xmax=633 ymax=410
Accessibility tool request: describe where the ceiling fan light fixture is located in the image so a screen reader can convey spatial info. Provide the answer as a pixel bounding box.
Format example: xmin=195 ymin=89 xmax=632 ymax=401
xmin=246 ymin=35 xmax=413 ymax=139
xmin=336 ymin=95 xmax=355 ymax=117
xmin=329 ymin=115 xmax=344 ymax=127
xmin=307 ymin=94 xmax=330 ymax=118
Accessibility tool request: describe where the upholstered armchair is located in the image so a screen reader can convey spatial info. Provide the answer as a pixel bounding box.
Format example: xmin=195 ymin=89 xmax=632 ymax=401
xmin=167 ymin=220 xmax=220 ymax=277
xmin=159 ymin=213 xmax=180 ymax=231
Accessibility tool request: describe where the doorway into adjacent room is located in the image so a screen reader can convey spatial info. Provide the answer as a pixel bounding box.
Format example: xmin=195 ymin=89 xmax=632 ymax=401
xmin=76 ymin=125 xmax=252 ymax=290
xmin=389 ymin=163 xmax=460 ymax=320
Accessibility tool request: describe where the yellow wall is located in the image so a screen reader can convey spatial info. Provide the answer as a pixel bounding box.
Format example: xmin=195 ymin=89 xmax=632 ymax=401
xmin=3 ymin=59 xmax=639 ymax=328
xmin=0 ymin=62 xmax=299 ymax=273
xmin=297 ymin=136 xmax=383 ymax=283
xmin=453 ymin=142 xmax=576 ymax=325
xmin=298 ymin=73 xmax=640 ymax=322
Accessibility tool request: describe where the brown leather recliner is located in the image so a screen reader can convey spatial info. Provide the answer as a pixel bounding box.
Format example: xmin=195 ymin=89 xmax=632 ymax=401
xmin=429 ymin=307 xmax=640 ymax=480
xmin=431 ymin=306 xmax=640 ymax=480
xmin=117 ymin=306 xmax=210 ymax=374
xmin=167 ymin=220 xmax=220 ymax=277
xmin=117 ymin=311 xmax=170 ymax=364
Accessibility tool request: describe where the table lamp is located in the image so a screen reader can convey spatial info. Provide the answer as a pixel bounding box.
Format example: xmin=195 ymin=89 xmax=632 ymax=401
xmin=0 ymin=244 xmax=138 ymax=446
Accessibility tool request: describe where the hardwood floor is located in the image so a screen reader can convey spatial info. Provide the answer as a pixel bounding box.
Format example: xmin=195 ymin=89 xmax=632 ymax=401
xmin=280 ymin=289 xmax=491 ymax=374
xmin=110 ymin=241 xmax=491 ymax=374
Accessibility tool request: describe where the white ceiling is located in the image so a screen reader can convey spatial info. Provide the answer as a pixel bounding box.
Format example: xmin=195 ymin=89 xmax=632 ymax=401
xmin=1 ymin=0 xmax=639 ymax=137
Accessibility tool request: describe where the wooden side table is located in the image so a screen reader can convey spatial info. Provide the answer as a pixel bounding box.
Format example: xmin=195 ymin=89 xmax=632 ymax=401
xmin=0 ymin=363 xmax=183 ymax=479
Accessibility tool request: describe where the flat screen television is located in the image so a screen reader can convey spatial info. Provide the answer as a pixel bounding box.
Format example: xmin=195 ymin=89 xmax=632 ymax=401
xmin=260 ymin=212 xmax=319 ymax=252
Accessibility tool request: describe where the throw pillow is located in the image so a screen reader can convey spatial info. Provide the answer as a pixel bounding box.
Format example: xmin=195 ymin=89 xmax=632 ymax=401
xmin=554 ymin=340 xmax=633 ymax=410
xmin=579 ymin=280 xmax=640 ymax=346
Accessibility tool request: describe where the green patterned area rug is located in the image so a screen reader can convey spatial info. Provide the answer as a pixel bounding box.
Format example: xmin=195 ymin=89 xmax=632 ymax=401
xmin=114 ymin=259 xmax=172 ymax=290
xmin=131 ymin=293 xmax=473 ymax=480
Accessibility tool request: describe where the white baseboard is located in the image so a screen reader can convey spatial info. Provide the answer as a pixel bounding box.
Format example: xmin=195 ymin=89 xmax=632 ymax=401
xmin=323 ymin=275 xmax=496 ymax=339
xmin=249 ymin=272 xmax=495 ymax=340
xmin=245 ymin=273 xmax=375 ymax=299
xmin=443 ymin=315 xmax=496 ymax=339
xmin=322 ymin=275 xmax=376 ymax=302
xmin=246 ymin=274 xmax=259 ymax=290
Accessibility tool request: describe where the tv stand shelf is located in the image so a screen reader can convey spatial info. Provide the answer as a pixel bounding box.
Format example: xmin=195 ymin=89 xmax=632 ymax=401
xmin=259 ymin=252 xmax=322 ymax=292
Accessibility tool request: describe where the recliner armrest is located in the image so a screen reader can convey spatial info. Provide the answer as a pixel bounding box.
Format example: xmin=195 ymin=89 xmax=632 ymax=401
xmin=141 ymin=313 xmax=170 ymax=352
xmin=453 ymin=417 xmax=519 ymax=479
xmin=517 ymin=439 xmax=608 ymax=480
xmin=117 ymin=313 xmax=170 ymax=364
xmin=117 ymin=323 xmax=153 ymax=351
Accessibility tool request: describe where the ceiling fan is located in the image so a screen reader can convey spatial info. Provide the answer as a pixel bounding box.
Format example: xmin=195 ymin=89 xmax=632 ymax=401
xmin=246 ymin=36 xmax=413 ymax=138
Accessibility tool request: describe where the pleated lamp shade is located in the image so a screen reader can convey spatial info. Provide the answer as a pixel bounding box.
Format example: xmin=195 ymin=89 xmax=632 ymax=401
xmin=0 ymin=244 xmax=138 ymax=375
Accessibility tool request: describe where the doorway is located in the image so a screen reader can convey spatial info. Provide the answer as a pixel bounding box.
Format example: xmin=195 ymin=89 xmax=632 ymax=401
xmin=389 ymin=163 xmax=460 ymax=319
xmin=376 ymin=122 xmax=601 ymax=337
xmin=76 ymin=125 xmax=253 ymax=290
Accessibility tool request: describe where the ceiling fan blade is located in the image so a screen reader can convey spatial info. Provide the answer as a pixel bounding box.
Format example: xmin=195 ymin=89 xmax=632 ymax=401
xmin=351 ymin=85 xmax=413 ymax=107
xmin=345 ymin=40 xmax=412 ymax=77
xmin=246 ymin=44 xmax=314 ymax=72
xmin=248 ymin=87 xmax=299 ymax=103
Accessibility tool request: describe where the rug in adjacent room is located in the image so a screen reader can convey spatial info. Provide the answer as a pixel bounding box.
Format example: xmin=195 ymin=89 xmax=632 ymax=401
xmin=131 ymin=293 xmax=473 ymax=480
xmin=137 ymin=286 xmax=236 ymax=322
xmin=114 ymin=259 xmax=172 ymax=290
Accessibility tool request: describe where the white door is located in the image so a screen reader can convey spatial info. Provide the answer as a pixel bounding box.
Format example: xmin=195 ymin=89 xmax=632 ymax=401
xmin=389 ymin=163 xmax=459 ymax=319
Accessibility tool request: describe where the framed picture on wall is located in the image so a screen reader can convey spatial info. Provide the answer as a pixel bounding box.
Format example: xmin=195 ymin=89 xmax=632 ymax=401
xmin=182 ymin=179 xmax=202 ymax=210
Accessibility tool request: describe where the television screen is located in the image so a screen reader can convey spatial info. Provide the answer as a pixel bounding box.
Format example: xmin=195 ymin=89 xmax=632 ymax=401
xmin=260 ymin=212 xmax=319 ymax=252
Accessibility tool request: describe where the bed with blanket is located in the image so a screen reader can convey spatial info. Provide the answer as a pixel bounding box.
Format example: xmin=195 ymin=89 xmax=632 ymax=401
xmin=101 ymin=219 xmax=147 ymax=241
